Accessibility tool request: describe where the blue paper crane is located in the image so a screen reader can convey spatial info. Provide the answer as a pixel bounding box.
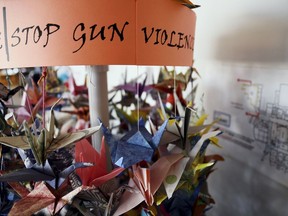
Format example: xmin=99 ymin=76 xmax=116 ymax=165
xmin=101 ymin=119 xmax=168 ymax=168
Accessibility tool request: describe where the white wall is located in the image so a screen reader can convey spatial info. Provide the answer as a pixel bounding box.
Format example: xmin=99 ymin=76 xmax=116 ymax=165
xmin=193 ymin=1 xmax=288 ymax=215
xmin=195 ymin=0 xmax=288 ymax=66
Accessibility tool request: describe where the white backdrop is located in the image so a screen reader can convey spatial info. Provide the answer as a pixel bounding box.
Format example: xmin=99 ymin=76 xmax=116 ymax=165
xmin=194 ymin=0 xmax=288 ymax=215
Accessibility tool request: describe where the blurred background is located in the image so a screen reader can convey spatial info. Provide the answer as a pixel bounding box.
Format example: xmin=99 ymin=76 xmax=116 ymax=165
xmin=194 ymin=0 xmax=288 ymax=215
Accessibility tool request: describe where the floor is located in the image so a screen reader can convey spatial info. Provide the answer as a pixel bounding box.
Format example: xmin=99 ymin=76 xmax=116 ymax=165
xmin=206 ymin=148 xmax=288 ymax=216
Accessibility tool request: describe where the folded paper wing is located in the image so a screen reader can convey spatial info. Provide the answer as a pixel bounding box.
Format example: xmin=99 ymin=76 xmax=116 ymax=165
xmin=8 ymin=182 xmax=83 ymax=216
xmin=49 ymin=126 xmax=101 ymax=151
xmin=132 ymin=164 xmax=153 ymax=206
xmin=156 ymin=100 xmax=209 ymax=147
xmin=75 ymin=138 xmax=124 ymax=187
xmin=113 ymin=153 xmax=184 ymax=216
xmin=0 ymin=160 xmax=92 ymax=188
xmin=0 ymin=126 xmax=101 ymax=156
xmin=163 ymin=157 xmax=190 ymax=199
xmin=102 ymin=119 xmax=168 ymax=168
xmin=0 ymin=97 xmax=101 ymax=165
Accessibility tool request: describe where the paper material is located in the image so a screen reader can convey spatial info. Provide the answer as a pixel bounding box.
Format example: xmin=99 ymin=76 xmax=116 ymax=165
xmin=67 ymin=75 xmax=88 ymax=96
xmin=158 ymin=104 xmax=208 ymax=148
xmin=102 ymin=119 xmax=168 ymax=168
xmin=0 ymin=103 xmax=101 ymax=164
xmin=0 ymin=171 xmax=30 ymax=198
xmin=132 ymin=164 xmax=153 ymax=206
xmin=113 ymin=153 xmax=184 ymax=216
xmin=0 ymin=160 xmax=91 ymax=189
xmin=0 ymin=0 xmax=196 ymax=68
xmin=0 ymin=83 xmax=23 ymax=102
xmin=189 ymin=130 xmax=222 ymax=158
xmin=23 ymin=79 xmax=62 ymax=110
xmin=75 ymin=138 xmax=124 ymax=187
xmin=8 ymin=182 xmax=82 ymax=216
xmin=163 ymin=157 xmax=190 ymax=198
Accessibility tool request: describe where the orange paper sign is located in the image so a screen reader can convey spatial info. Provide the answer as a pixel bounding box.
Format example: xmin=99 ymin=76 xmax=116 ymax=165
xmin=0 ymin=0 xmax=196 ymax=69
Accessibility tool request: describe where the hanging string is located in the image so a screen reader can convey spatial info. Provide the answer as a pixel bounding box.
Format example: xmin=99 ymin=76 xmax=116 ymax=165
xmin=173 ymin=67 xmax=177 ymax=117
xmin=0 ymin=150 xmax=3 ymax=195
xmin=5 ymin=69 xmax=14 ymax=105
xmin=89 ymin=68 xmax=96 ymax=88
xmin=136 ymin=66 xmax=140 ymax=131
xmin=38 ymin=67 xmax=47 ymax=129
xmin=19 ymin=69 xmax=35 ymax=124
xmin=26 ymin=72 xmax=37 ymax=125
xmin=0 ymin=148 xmax=3 ymax=170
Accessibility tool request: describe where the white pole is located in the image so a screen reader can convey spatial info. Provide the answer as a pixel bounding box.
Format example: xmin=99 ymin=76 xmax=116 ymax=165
xmin=86 ymin=65 xmax=109 ymax=152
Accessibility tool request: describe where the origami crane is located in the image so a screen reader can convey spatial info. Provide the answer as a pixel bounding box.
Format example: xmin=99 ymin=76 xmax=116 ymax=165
xmin=0 ymin=100 xmax=101 ymax=165
xmin=25 ymin=78 xmax=61 ymax=108
xmin=8 ymin=181 xmax=84 ymax=215
xmin=161 ymin=152 xmax=224 ymax=216
xmin=75 ymin=138 xmax=124 ymax=187
xmin=15 ymin=78 xmax=65 ymax=126
xmin=112 ymin=104 xmax=150 ymax=128
xmin=101 ymin=119 xmax=168 ymax=168
xmin=0 ymin=159 xmax=92 ymax=189
xmin=109 ymin=75 xmax=151 ymax=98
xmin=0 ymin=82 xmax=23 ymax=103
xmin=113 ymin=153 xmax=185 ymax=216
xmin=0 ymin=174 xmax=27 ymax=215
xmin=67 ymin=94 xmax=89 ymax=110
xmin=113 ymin=129 xmax=222 ymax=215
xmin=66 ymin=73 xmax=88 ymax=96
xmin=71 ymin=183 xmax=129 ymax=216
xmin=61 ymin=105 xmax=90 ymax=121
xmin=0 ymin=111 xmax=14 ymax=135
xmin=152 ymin=66 xmax=193 ymax=93
xmin=45 ymin=68 xmax=67 ymax=95
xmin=0 ymin=82 xmax=24 ymax=129
xmin=155 ymin=98 xmax=209 ymax=151
xmin=148 ymin=99 xmax=223 ymax=200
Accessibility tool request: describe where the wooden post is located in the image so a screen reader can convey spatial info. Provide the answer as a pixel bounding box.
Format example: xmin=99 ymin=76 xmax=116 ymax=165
xmin=86 ymin=65 xmax=109 ymax=152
